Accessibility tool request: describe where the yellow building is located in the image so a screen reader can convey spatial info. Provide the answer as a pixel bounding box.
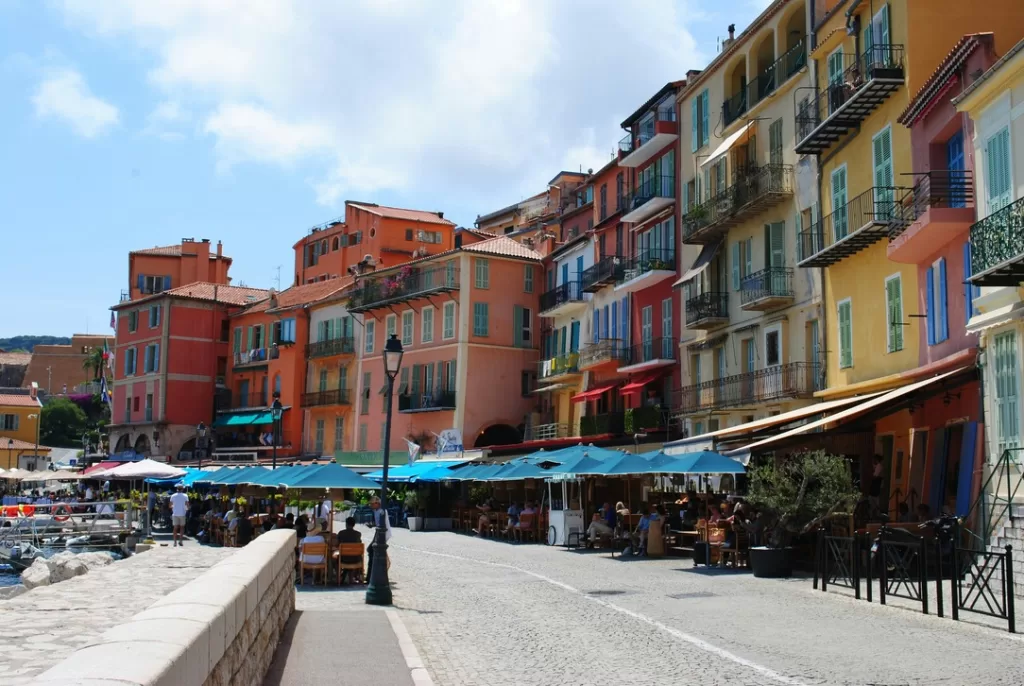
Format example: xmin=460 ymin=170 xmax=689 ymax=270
xmin=304 ymin=294 xmax=358 ymax=461
xmin=0 ymin=392 xmax=47 ymax=470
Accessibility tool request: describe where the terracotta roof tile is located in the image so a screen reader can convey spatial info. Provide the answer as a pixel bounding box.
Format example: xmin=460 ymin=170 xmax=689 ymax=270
xmin=0 ymin=352 xmax=31 ymax=366
xmin=245 ymin=279 xmax=352 ymax=314
xmin=0 ymin=393 xmax=41 ymax=408
xmin=115 ymin=283 xmax=269 ymax=310
xmin=348 ymin=203 xmax=455 ymax=225
xmin=130 ymin=245 xmax=182 ymax=257
xmin=0 ymin=436 xmax=51 ymax=451
xmin=462 ymin=236 xmax=544 ymax=261
xmin=899 ymin=33 xmax=994 ymax=126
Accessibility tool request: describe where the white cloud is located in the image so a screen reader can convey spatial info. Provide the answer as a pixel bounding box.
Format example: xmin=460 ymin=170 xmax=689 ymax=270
xmin=142 ymin=99 xmax=191 ymax=140
xmin=57 ymin=0 xmax=707 ymax=211
xmin=31 ymin=68 xmax=118 ymax=138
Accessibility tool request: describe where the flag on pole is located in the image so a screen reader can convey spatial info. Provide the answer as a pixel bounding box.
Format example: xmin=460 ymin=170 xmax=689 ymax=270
xmin=110 ymin=311 xmax=116 ymax=330
xmin=102 ymin=339 xmax=114 ymax=372
xmin=431 ymin=431 xmax=448 ymax=455
xmin=404 ymin=439 xmax=421 ymax=466
xmin=99 ymin=376 xmax=112 ymax=407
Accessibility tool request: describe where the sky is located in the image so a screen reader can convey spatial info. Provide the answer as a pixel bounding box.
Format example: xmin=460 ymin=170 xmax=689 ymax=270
xmin=0 ymin=0 xmax=773 ymax=338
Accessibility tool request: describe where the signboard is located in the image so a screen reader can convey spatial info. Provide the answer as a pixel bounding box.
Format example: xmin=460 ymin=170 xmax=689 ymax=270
xmin=436 ymin=428 xmax=464 ymax=454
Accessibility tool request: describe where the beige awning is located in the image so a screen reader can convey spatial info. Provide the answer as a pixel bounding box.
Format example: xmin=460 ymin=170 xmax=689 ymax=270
xmin=700 ymin=122 xmax=752 ymax=168
xmin=532 ymin=383 xmax=573 ymax=394
xmin=723 ymin=367 xmax=969 ymax=457
xmin=673 ymin=241 xmax=722 ymax=287
xmin=966 ymin=301 xmax=1024 ymax=334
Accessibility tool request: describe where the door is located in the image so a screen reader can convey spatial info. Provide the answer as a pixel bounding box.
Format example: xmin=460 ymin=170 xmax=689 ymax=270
xmin=831 ymin=166 xmax=848 ymax=240
xmin=239 ymin=380 xmax=250 ymax=408
xmin=873 ymin=127 xmax=895 ymax=220
xmin=661 ymin=298 xmax=673 ymax=358
xmin=827 ymin=48 xmax=845 ymax=114
xmin=576 ymin=256 xmax=584 ymax=283
xmin=642 ymin=306 xmax=653 ymax=362
xmin=319 ymin=369 xmax=328 ymax=392
xmin=947 ymin=131 xmax=966 ymax=208
xmin=561 ymin=263 xmax=569 ymax=287
xmin=763 ymin=325 xmax=782 ymax=399
xmin=569 ymin=321 xmax=580 ymax=353
xmin=864 ymin=4 xmax=890 ymax=68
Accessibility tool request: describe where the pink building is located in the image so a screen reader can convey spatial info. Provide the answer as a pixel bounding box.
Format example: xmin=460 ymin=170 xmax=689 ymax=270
xmin=346 ymin=236 xmax=544 ymax=453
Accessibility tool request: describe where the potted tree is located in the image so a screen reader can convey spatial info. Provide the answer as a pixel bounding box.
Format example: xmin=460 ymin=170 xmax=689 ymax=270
xmin=405 ymin=490 xmax=424 ymax=531
xmin=745 ymin=450 xmax=858 ymax=578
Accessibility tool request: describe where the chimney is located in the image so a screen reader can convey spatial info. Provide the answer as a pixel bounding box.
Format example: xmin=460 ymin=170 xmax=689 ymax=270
xmin=269 ymin=288 xmax=278 ymax=309
xmin=437 ymin=211 xmax=444 ymax=219
xmin=686 ymin=69 xmax=702 ymax=81
xmin=722 ymin=24 xmax=736 ymax=51
xmin=216 ymin=240 xmax=223 ymax=257
xmin=30 ymin=382 xmax=38 ymax=401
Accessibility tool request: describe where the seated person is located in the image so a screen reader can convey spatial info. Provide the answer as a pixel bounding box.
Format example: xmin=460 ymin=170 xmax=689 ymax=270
xmin=337 ymin=516 xmax=363 ymax=583
xmin=235 ymin=510 xmax=254 ymax=547
xmin=897 ymin=502 xmax=912 ymax=523
xmin=586 ymin=511 xmax=613 ymax=546
xmin=262 ymin=513 xmax=278 ymax=533
xmin=632 ymin=503 xmax=659 ymax=556
xmin=299 ymin=521 xmax=326 ymax=571
xmin=601 ymin=502 xmax=616 ymax=530
xmin=475 ymin=499 xmax=493 ymax=537
xmin=915 ymin=503 xmax=932 ymax=523
xmin=517 ymin=501 xmax=537 ymax=532
xmin=505 ymin=502 xmax=521 ymax=535
xmin=615 ymin=501 xmax=630 ymax=520
xmin=276 ymin=512 xmax=295 ymax=530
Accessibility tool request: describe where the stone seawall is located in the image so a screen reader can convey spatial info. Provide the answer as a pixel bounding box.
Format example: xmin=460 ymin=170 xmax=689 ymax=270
xmin=31 ymin=530 xmax=295 ymax=686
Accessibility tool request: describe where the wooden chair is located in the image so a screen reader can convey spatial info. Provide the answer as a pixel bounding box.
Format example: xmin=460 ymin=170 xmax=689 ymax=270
xmin=299 ymin=541 xmax=329 ymax=585
xmin=720 ymin=527 xmax=749 ymax=568
xmin=335 ymin=543 xmax=365 ymax=585
xmin=516 ymin=513 xmax=536 ymax=542
xmin=706 ymin=526 xmax=727 ymax=566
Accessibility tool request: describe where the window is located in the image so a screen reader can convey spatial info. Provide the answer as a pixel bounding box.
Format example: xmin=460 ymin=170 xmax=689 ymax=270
xmin=521 ymin=371 xmax=533 ymax=397
xmin=769 ymin=118 xmax=783 ymax=166
xmin=138 ymin=274 xmax=171 ymax=295
xmin=402 ymin=311 xmax=414 ymax=346
xmin=145 ymin=394 xmax=153 ymax=421
xmin=766 ymin=222 xmax=786 ymax=268
xmin=416 ymin=229 xmax=443 ymax=244
xmin=985 ymin=126 xmax=1013 ymax=213
xmin=599 ymin=234 xmax=607 ymax=259
xmin=379 ymin=423 xmax=387 ymax=450
xmin=386 ymin=314 xmax=397 ymax=342
xmin=993 ymin=332 xmax=1020 ymax=452
xmin=405 ymin=228 xmax=414 ymax=241
xmin=446 ymin=359 xmax=457 ymax=392
xmin=233 ymin=326 xmax=242 ymax=353
xmin=838 ymin=299 xmax=853 ymax=368
xmin=524 ymin=265 xmax=534 ymax=293
xmin=144 ymin=344 xmax=161 ymax=373
xmin=473 ymin=302 xmax=489 ymax=336
xmin=731 ymin=239 xmax=753 ymax=289
xmin=134 ymin=396 xmax=140 ymax=412
xmin=332 ymin=416 xmax=344 ymax=452
xmin=600 ymin=184 xmax=608 ymax=220
xmin=358 ymin=423 xmax=368 ymax=451
xmin=314 ymin=419 xmax=325 ymax=454
xmin=124 ymin=396 xmax=131 ymax=422
xmin=764 ymin=326 xmax=781 ymax=367
xmin=925 ymin=259 xmax=948 ymax=345
xmin=475 ymin=258 xmax=490 ymax=288
xmin=615 ymin=225 xmax=623 ymax=256
xmin=443 ymin=302 xmax=456 ymax=340
xmin=361 ymin=372 xmax=371 ymax=415
xmin=0 ymin=414 xmax=18 ymax=431
xmin=128 ymin=311 xmax=138 ymax=333
xmin=690 ymin=89 xmax=710 ymax=151
xmin=872 ymin=125 xmax=895 ymax=220
xmin=514 ymin=306 xmax=532 ymax=347
xmin=364 ymin=320 xmax=375 ymax=354
xmin=963 ymin=242 xmax=981 ymax=322
xmin=827 ymin=47 xmax=845 ymax=115
xmin=319 ymin=369 xmax=328 ymax=392
xmin=148 ymin=305 xmax=162 ymax=328
xmin=421 ymin=307 xmax=434 ymax=343
xmin=275 ymin=318 xmax=296 ymax=344
xmin=831 ymin=165 xmax=849 ymax=239
xmin=124 ymin=347 xmax=137 ymax=376
xmin=661 ymin=298 xmax=673 ymax=358
xmin=885 ymin=274 xmax=904 ymax=353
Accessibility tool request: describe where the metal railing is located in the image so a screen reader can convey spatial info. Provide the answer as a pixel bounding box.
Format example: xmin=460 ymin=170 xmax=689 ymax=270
xmin=233 ymin=349 xmax=269 ymax=366
xmin=675 ymin=362 xmax=819 ymax=414
xmin=889 ymin=170 xmax=974 ymax=238
xmin=722 ymin=89 xmax=747 ymax=128
xmin=348 ymin=265 xmax=459 ymax=312
xmin=747 ymin=38 xmax=807 ymax=108
xmin=540 ymin=281 xmax=584 ymax=313
xmin=580 ymin=411 xmax=625 ymax=437
xmin=581 ymin=256 xmax=625 ymax=291
xmin=740 ymin=267 xmax=794 ymax=306
xmin=619 ymin=109 xmax=677 ymax=155
xmin=624 ymin=336 xmax=676 ymax=366
xmin=969 ymin=195 xmax=1024 ymax=279
xmin=302 ymin=389 xmax=351 ymax=407
xmin=685 ymin=292 xmax=728 ymax=325
xmin=683 ymin=164 xmax=792 ymax=240
xmin=796 ymin=44 xmax=905 ymax=143
xmin=539 ymin=353 xmax=580 ymax=379
xmin=119 ymin=290 xmax=131 ymax=302
xmin=579 ymin=339 xmax=628 ymax=368
xmin=616 ymin=249 xmax=675 ymax=285
xmin=399 ymin=390 xmax=457 ymax=412
xmin=799 ymin=187 xmax=905 ymax=262
xmin=626 ymin=174 xmax=675 ymax=212
xmin=305 ymin=337 xmax=355 ymax=358
xmin=219 ymin=392 xmax=269 ymax=410
xmin=525 ymin=422 xmax=569 ymax=441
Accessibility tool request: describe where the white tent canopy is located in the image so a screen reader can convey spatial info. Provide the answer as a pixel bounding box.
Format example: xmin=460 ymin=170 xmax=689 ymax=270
xmin=93 ymin=459 xmax=186 ymax=480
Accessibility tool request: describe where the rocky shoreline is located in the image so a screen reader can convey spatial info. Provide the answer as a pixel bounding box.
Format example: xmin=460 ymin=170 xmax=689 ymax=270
xmin=0 ymin=551 xmax=115 ymax=601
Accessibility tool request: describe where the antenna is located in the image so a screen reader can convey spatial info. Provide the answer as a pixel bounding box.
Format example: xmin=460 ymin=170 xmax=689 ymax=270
xmin=274 ymin=265 xmax=282 ymax=291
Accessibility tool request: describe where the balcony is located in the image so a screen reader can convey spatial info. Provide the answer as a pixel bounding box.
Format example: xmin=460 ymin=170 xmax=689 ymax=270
xmin=233 ymin=348 xmax=269 ymax=368
xmin=614 ymin=249 xmax=676 ymax=294
xmin=795 ymin=45 xmax=906 ymax=155
xmin=302 ymin=389 xmax=351 ymax=407
xmin=539 ymin=353 xmax=581 ymax=380
xmin=887 ymin=170 xmax=975 ymax=264
xmin=579 ymin=339 xmax=629 ymax=371
xmin=675 ymin=362 xmax=820 ymax=415
xmin=305 ymin=337 xmax=355 ymax=359
xmin=525 ymin=422 xmax=570 ymax=441
xmin=580 ymin=411 xmax=625 ymax=437
xmin=119 ymin=290 xmax=131 ymax=303
xmin=798 ymin=187 xmax=906 ymax=268
xmin=217 ymin=392 xmax=269 ymax=411
xmin=746 ymin=38 xmax=807 ymax=111
xmin=539 ymin=281 xmax=586 ymax=317
xmin=581 ymin=256 xmax=625 ymax=292
xmin=740 ymin=267 xmax=795 ymax=311
xmin=399 ymin=390 xmax=457 ymax=413
xmin=619 ymin=336 xmax=676 ymax=373
xmin=722 ymin=89 xmax=747 ymax=129
xmin=621 ymin=174 xmax=675 ymax=224
xmin=683 ymin=165 xmax=794 ymax=243
xmin=968 ymin=196 xmax=1024 ymax=287
xmin=347 ymin=264 xmax=459 ymax=313
xmin=685 ymin=292 xmax=729 ymax=330
xmin=619 ymin=110 xmax=679 ymax=168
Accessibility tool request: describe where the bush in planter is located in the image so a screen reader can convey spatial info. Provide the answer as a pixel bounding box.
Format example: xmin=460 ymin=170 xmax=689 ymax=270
xmin=744 ymin=450 xmax=859 ymax=577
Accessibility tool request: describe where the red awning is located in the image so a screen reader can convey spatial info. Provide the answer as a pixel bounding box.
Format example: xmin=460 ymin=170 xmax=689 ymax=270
xmin=571 ymin=384 xmax=618 ymax=403
xmin=82 ymin=461 xmax=118 ymax=476
xmin=620 ymin=371 xmax=666 ymax=395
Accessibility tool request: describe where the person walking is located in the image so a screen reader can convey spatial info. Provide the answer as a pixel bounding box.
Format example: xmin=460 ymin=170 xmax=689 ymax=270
xmin=169 ymin=483 xmax=190 ymax=547
xmin=366 ymin=496 xmax=392 ymax=582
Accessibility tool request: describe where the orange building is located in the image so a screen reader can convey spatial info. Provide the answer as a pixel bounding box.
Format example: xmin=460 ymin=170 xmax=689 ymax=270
xmin=22 ymin=334 xmax=114 ymax=395
xmin=123 ymin=238 xmax=231 ymax=302
xmin=293 ymin=202 xmax=457 ymax=286
xmin=215 ymin=280 xmax=349 ymax=461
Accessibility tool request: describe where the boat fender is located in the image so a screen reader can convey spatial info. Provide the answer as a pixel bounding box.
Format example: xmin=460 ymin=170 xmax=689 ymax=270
xmin=53 ymin=504 xmax=73 ymax=522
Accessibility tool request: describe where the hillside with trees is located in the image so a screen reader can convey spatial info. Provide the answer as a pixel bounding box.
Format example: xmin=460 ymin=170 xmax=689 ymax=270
xmin=0 ymin=335 xmax=71 ymax=352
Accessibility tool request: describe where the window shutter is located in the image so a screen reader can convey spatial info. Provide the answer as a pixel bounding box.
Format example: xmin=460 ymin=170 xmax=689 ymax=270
xmin=681 ymin=180 xmax=689 ymax=216
xmin=620 ymin=297 xmax=628 ymax=344
xmin=246 ymin=327 xmax=254 ymax=350
xmin=987 ymin=128 xmax=1012 ymax=212
xmin=560 ymin=326 xmax=568 ymax=355
xmin=926 ymin=266 xmax=936 ymax=346
xmin=592 ymin=310 xmax=600 ymax=344
xmin=886 ymin=278 xmax=903 ymax=352
xmin=839 ymin=302 xmax=852 ymax=368
xmin=154 ymin=344 xmax=160 ymax=372
xmin=435 ymin=361 xmax=444 ymax=395
xmin=937 ymin=258 xmax=948 ymax=342
xmin=411 ymin=364 xmax=422 ymax=398
xmin=163 ymin=275 xmax=172 ymax=291
xmin=770 ymin=222 xmax=786 ymax=268
xmin=963 ymin=242 xmax=978 ymax=321
xmin=731 ymin=243 xmax=740 ymax=290
xmin=691 ymin=99 xmax=699 ymax=152
xmin=701 ymin=91 xmax=710 ymax=147
xmin=137 ymin=275 xmax=145 ymax=291
xmin=513 ymin=305 xmax=524 ymax=347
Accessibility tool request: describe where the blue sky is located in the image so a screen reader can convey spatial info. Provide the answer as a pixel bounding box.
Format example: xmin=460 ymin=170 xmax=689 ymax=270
xmin=0 ymin=0 xmax=771 ymax=338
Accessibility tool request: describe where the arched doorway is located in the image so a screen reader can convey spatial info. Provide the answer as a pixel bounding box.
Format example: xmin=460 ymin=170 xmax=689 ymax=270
xmin=474 ymin=424 xmax=522 ymax=449
xmin=114 ymin=434 xmax=131 ymax=454
xmin=133 ymin=433 xmax=151 ymax=456
xmin=178 ymin=437 xmax=196 ymax=462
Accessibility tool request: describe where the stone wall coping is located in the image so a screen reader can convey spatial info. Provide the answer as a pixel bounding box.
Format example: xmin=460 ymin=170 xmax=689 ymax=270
xmin=31 ymin=530 xmax=296 ymax=686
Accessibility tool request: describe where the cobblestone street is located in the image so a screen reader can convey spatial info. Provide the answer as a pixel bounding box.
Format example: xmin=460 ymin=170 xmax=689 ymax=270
xmin=334 ymin=527 xmax=1024 ymax=686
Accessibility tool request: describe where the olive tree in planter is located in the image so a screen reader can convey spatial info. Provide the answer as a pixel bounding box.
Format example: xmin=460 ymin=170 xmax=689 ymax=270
xmin=404 ymin=490 xmax=424 ymax=531
xmin=745 ymin=450 xmax=859 ymax=578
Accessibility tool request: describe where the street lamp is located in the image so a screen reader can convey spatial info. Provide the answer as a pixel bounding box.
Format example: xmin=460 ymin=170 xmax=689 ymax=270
xmin=28 ymin=413 xmax=40 ymax=469
xmin=6 ymin=438 xmax=12 ymax=471
xmin=367 ymin=334 xmax=404 ymax=606
xmin=196 ymin=422 xmax=207 ymax=470
xmin=270 ymin=397 xmax=283 ymax=470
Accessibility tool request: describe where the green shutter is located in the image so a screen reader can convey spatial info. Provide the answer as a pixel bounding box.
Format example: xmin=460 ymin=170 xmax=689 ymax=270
xmin=987 ymin=127 xmax=1012 ymax=212
xmin=513 ymin=305 xmax=524 ymax=347
xmin=873 ymin=126 xmax=895 ymax=218
xmin=886 ymin=277 xmax=903 ymax=352
xmin=233 ymin=327 xmax=242 ymax=353
xmin=246 ymin=326 xmax=254 ymax=350
xmin=411 ymin=364 xmax=422 ymax=398
xmin=700 ymin=90 xmax=709 ymax=147
xmin=731 ymin=243 xmax=740 ymax=290
xmin=691 ymin=99 xmax=699 ymax=152
xmin=768 ymin=222 xmax=786 ymax=268
xmin=838 ymin=301 xmax=853 ymax=368
xmin=831 ymin=167 xmax=848 ymax=239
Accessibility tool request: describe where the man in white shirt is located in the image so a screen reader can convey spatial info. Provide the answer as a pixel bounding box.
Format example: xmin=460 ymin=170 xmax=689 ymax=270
xmin=169 ymin=483 xmax=190 ymax=547
xmin=366 ymin=496 xmax=392 ymax=582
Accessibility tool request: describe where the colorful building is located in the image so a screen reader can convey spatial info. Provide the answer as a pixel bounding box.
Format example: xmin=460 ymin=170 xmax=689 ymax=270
xmin=293 ymin=202 xmax=457 ymax=286
xmin=123 ymin=238 xmax=231 ymax=302
xmin=22 ymin=333 xmax=115 ymax=395
xmin=109 ymin=283 xmax=269 ymax=460
xmin=674 ymin=0 xmax=821 ymax=437
xmin=1 ymin=436 xmax=53 ymax=472
xmin=345 ymin=235 xmax=543 ymax=454
xmin=0 ymin=390 xmax=44 ymax=468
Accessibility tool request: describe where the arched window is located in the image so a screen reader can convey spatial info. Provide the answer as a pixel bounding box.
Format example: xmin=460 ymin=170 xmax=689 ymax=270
xmin=332 ymin=236 xmax=340 ymax=251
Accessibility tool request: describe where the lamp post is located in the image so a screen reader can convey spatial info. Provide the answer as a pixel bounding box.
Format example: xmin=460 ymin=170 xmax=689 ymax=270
xmin=196 ymin=422 xmax=207 ymax=470
xmin=6 ymin=438 xmax=12 ymax=472
xmin=28 ymin=413 xmax=40 ymax=470
xmin=367 ymin=334 xmax=404 ymax=606
xmin=270 ymin=398 xmax=283 ymax=470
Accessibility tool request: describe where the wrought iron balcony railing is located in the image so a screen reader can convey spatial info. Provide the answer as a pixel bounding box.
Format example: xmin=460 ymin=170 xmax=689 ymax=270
xmin=683 ymin=164 xmax=793 ymax=242
xmin=740 ymin=267 xmax=794 ymax=307
xmin=305 ymin=337 xmax=355 ymax=358
xmin=685 ymin=292 xmax=728 ymax=326
xmin=747 ymin=38 xmax=807 ymax=108
xmin=539 ymin=353 xmax=580 ymax=379
xmin=302 ymin=389 xmax=351 ymax=407
xmin=619 ymin=109 xmax=677 ymax=155
xmin=539 ymin=281 xmax=584 ymax=313
xmin=969 ymin=195 xmax=1024 ymax=287
xmin=218 ymin=392 xmax=269 ymax=411
xmin=581 ymin=256 xmax=625 ymax=292
xmin=233 ymin=348 xmax=269 ymax=367
xmin=624 ymin=337 xmax=676 ymax=366
xmin=887 ymin=170 xmax=974 ymax=238
xmin=347 ymin=264 xmax=459 ymax=313
xmin=625 ymin=174 xmax=675 ymax=213
xmin=579 ymin=339 xmax=629 ymax=368
xmin=798 ymin=186 xmax=907 ymax=267
xmin=399 ymin=390 xmax=457 ymax=412
xmin=525 ymin=422 xmax=569 ymax=441
xmin=675 ymin=362 xmax=820 ymax=415
xmin=616 ymin=249 xmax=675 ymax=286
xmin=722 ymin=89 xmax=747 ymax=128
xmin=580 ymin=411 xmax=625 ymax=437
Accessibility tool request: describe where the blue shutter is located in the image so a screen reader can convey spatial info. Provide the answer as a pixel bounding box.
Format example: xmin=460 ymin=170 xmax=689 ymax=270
xmin=163 ymin=275 xmax=172 ymax=291
xmin=592 ymin=310 xmax=599 ymax=344
xmin=621 ymin=297 xmax=628 ymax=345
xmin=938 ymin=258 xmax=949 ymax=342
xmin=963 ymin=242 xmax=978 ymax=321
xmin=701 ymin=91 xmax=709 ymax=147
xmin=611 ymin=301 xmax=618 ymax=341
xmin=570 ymin=321 xmax=580 ymax=353
xmin=926 ymin=267 xmax=935 ymax=346
xmin=691 ymin=99 xmax=698 ymax=152
xmin=137 ymin=274 xmax=145 ymax=291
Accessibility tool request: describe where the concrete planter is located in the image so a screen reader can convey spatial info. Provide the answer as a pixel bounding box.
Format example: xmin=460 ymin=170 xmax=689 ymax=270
xmin=407 ymin=516 xmax=424 ymax=531
xmin=750 ymin=546 xmax=793 ymax=578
